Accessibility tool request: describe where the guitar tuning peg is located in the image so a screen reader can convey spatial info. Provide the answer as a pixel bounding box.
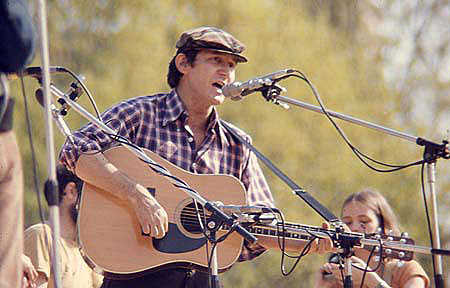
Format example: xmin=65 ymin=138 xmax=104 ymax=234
xmin=385 ymin=249 xmax=392 ymax=255
xmin=398 ymin=251 xmax=405 ymax=259
xmin=376 ymin=227 xmax=383 ymax=234
xmin=374 ymin=246 xmax=380 ymax=253
xmin=401 ymin=232 xmax=409 ymax=238
xmin=387 ymin=236 xmax=394 ymax=241
xmin=396 ymin=260 xmax=405 ymax=268
xmin=387 ymin=229 xmax=393 ymax=235
xmin=400 ymin=238 xmax=407 ymax=244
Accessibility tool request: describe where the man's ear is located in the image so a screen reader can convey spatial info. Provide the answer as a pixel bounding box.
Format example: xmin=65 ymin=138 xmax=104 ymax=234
xmin=175 ymin=53 xmax=190 ymax=74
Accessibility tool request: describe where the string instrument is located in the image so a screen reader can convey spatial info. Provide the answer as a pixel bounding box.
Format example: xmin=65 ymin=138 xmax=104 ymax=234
xmin=77 ymin=146 xmax=414 ymax=279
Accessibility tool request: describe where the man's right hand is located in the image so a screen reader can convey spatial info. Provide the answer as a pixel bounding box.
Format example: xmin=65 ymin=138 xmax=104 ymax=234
xmin=75 ymin=153 xmax=169 ymax=238
xmin=131 ymin=184 xmax=168 ymax=239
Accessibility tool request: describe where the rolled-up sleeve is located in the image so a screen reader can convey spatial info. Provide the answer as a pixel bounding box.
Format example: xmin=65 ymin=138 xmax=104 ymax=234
xmin=59 ymin=100 xmax=142 ymax=171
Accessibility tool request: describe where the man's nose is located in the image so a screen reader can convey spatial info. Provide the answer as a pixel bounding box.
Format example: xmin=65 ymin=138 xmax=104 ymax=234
xmin=350 ymin=222 xmax=360 ymax=232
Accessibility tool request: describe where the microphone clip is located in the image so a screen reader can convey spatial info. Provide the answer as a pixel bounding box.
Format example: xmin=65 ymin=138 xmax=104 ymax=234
xmin=57 ymin=81 xmax=83 ymax=116
xmin=259 ymin=83 xmax=289 ymax=109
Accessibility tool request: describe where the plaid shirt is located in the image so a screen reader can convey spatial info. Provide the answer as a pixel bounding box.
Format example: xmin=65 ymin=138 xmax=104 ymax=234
xmin=59 ymin=90 xmax=275 ymax=261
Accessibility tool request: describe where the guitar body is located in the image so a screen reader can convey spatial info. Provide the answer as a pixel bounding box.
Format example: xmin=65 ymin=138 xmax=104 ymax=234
xmin=77 ymin=146 xmax=246 ymax=277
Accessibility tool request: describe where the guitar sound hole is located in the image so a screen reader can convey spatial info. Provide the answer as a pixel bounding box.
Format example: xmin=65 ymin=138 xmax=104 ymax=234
xmin=180 ymin=202 xmax=206 ymax=234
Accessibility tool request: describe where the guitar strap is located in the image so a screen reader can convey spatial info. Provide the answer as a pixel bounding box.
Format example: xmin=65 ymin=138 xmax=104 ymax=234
xmin=220 ymin=120 xmax=339 ymax=222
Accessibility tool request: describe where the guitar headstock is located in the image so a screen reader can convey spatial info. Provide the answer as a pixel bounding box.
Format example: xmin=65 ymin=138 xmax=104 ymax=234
xmin=364 ymin=231 xmax=414 ymax=262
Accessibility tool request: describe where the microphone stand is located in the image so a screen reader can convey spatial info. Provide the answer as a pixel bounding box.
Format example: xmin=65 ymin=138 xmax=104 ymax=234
xmin=266 ymin=91 xmax=449 ymax=288
xmin=48 ymin=83 xmax=257 ymax=288
xmin=36 ymin=1 xmax=63 ymax=287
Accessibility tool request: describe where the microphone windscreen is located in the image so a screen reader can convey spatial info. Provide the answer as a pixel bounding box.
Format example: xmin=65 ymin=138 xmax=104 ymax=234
xmin=0 ymin=0 xmax=36 ymax=73
xmin=34 ymin=88 xmax=44 ymax=107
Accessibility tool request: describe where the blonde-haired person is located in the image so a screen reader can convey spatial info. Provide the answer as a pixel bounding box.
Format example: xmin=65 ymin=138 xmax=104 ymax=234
xmin=315 ymin=189 xmax=429 ymax=288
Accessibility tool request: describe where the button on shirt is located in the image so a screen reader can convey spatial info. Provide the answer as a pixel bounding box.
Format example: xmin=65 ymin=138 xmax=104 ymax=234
xmin=59 ymin=90 xmax=275 ymax=260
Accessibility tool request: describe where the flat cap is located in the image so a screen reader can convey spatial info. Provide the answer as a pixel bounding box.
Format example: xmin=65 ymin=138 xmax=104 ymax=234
xmin=175 ymin=26 xmax=247 ymax=63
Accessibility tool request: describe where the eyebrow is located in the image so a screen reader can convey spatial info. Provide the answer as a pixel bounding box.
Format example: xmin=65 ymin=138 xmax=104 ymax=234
xmin=342 ymin=215 xmax=371 ymax=220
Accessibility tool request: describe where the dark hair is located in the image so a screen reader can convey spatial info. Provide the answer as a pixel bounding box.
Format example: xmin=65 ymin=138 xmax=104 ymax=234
xmin=167 ymin=49 xmax=199 ymax=88
xmin=341 ymin=188 xmax=401 ymax=236
xmin=45 ymin=165 xmax=83 ymax=204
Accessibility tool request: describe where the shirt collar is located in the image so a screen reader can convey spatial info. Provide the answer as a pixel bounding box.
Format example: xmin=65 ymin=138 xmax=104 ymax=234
xmin=159 ymin=90 xmax=229 ymax=148
xmin=160 ymin=90 xmax=186 ymax=127
xmin=214 ymin=113 xmax=230 ymax=149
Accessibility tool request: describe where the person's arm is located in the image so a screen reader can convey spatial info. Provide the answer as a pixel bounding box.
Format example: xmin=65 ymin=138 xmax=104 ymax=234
xmin=314 ymin=256 xmax=393 ymax=288
xmin=23 ymin=225 xmax=52 ymax=288
xmin=393 ymin=260 xmax=429 ymax=288
xmin=76 ymin=152 xmax=168 ymax=238
xmin=403 ymin=277 xmax=426 ymax=288
xmin=0 ymin=129 xmax=24 ymax=288
xmin=314 ymin=263 xmax=338 ymax=288
xmin=60 ymin=98 xmax=168 ymax=237
xmin=21 ymin=254 xmax=37 ymax=288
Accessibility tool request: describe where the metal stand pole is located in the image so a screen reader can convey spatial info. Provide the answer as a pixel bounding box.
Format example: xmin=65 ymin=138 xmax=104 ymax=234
xmin=343 ymin=257 xmax=353 ymax=288
xmin=272 ymin=95 xmax=448 ymax=286
xmin=427 ymin=163 xmax=444 ymax=288
xmin=208 ymin=229 xmax=220 ymax=288
xmin=36 ymin=0 xmax=62 ymax=287
xmin=49 ymin=83 xmax=257 ymax=284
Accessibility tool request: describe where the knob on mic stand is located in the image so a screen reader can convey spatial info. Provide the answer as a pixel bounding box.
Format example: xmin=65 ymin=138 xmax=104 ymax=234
xmin=34 ymin=84 xmax=77 ymax=144
xmin=35 ymin=81 xmax=83 ymax=116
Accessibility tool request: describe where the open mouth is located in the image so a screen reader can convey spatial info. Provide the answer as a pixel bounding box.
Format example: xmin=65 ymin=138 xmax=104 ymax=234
xmin=212 ymin=82 xmax=224 ymax=89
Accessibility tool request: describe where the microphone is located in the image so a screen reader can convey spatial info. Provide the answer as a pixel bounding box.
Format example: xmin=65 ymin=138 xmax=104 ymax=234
xmin=221 ymin=69 xmax=295 ymax=101
xmin=35 ymin=82 xmax=83 ymax=116
xmin=0 ymin=0 xmax=36 ymax=73
xmin=218 ymin=205 xmax=279 ymax=214
xmin=6 ymin=66 xmax=65 ymax=80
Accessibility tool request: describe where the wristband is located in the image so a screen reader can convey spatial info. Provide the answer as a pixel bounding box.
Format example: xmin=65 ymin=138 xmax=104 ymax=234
xmin=0 ymin=97 xmax=14 ymax=132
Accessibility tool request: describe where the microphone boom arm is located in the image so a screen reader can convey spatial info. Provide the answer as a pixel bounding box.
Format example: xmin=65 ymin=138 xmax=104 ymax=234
xmin=265 ymin=91 xmax=448 ymax=287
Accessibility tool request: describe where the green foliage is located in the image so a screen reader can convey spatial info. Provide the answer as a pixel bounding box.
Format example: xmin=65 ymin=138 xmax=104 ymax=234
xmin=9 ymin=0 xmax=448 ymax=286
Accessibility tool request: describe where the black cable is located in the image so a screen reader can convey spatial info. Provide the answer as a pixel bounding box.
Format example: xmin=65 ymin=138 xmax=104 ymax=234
xmin=285 ymin=70 xmax=424 ymax=173
xmin=107 ymin=134 xmax=237 ymax=285
xmin=20 ymin=76 xmax=46 ymax=223
xmin=280 ymin=236 xmax=315 ymax=276
xmin=105 ymin=126 xmax=220 ymax=240
xmin=273 ymin=210 xmax=317 ymax=276
xmin=358 ymin=246 xmax=377 ymax=288
xmin=421 ymin=162 xmax=438 ymax=280
xmin=351 ymin=245 xmax=383 ymax=274
xmin=285 ymin=70 xmax=443 ymax=284
xmin=56 ymin=67 xmax=102 ymax=121
xmin=51 ymin=70 xmax=242 ymax=284
xmin=106 ymin=129 xmax=238 ymax=247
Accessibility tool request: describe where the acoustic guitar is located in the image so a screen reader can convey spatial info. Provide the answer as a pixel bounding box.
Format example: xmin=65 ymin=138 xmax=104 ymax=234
xmin=77 ymin=146 xmax=414 ymax=279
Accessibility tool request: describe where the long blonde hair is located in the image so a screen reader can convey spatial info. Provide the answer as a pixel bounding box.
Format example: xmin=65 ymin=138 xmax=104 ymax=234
xmin=342 ymin=188 xmax=401 ymax=236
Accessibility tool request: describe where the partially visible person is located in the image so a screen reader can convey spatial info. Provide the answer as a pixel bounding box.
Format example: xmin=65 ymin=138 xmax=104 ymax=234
xmin=24 ymin=165 xmax=103 ymax=288
xmin=314 ymin=189 xmax=429 ymax=288
xmin=0 ymin=0 xmax=36 ymax=286
xmin=58 ymin=26 xmax=333 ymax=287
xmin=22 ymin=254 xmax=38 ymax=288
xmin=0 ymin=126 xmax=24 ymax=288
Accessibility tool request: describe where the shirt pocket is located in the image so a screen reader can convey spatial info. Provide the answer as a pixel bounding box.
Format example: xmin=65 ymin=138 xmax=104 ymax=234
xmin=157 ymin=141 xmax=178 ymax=159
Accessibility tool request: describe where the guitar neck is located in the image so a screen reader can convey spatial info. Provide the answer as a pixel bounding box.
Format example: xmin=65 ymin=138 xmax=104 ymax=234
xmin=239 ymin=221 xmax=415 ymax=261
xmin=247 ymin=222 xmax=322 ymax=242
